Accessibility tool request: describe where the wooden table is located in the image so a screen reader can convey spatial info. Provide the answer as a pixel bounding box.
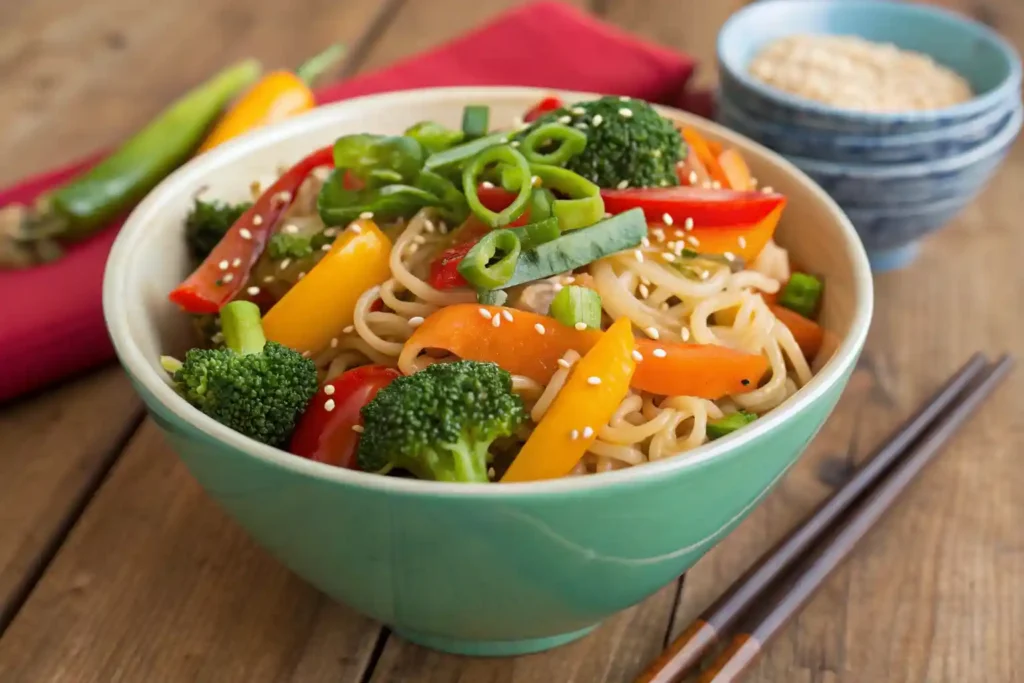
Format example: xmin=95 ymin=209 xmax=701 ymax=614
xmin=0 ymin=1 xmax=1021 ymax=681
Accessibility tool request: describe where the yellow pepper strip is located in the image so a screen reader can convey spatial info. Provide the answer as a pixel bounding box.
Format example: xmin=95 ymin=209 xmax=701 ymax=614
xmin=262 ymin=219 xmax=391 ymax=355
xmin=502 ymin=318 xmax=636 ymax=483
xmin=198 ymin=44 xmax=345 ymax=153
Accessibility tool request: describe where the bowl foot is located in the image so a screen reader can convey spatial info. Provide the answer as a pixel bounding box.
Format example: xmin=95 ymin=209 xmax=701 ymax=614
xmin=392 ymin=623 xmax=599 ymax=656
xmin=867 ymin=242 xmax=920 ymax=272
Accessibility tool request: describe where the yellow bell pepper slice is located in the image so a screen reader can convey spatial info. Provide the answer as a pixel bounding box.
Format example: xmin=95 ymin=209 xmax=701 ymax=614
xmin=262 ymin=219 xmax=392 ymax=355
xmin=502 ymin=317 xmax=636 ymax=483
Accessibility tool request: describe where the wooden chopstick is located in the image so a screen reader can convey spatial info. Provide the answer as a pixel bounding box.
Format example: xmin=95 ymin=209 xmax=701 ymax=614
xmin=635 ymin=352 xmax=990 ymax=683
xmin=694 ymin=354 xmax=1014 ymax=683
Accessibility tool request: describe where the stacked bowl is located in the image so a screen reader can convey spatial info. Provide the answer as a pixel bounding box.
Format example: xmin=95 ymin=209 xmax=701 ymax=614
xmin=717 ymin=0 xmax=1023 ymax=271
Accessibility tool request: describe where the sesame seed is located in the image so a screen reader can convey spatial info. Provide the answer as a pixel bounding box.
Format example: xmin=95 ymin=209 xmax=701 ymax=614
xmin=638 ymin=284 xmax=650 ymax=298
xmin=570 ymin=429 xmax=580 ymax=440
xmin=587 ymin=376 xmax=602 ymax=386
xmin=330 ymin=337 xmax=339 ymax=348
xmin=662 ymin=213 xmax=674 ymax=226
xmin=407 ymin=242 xmax=420 ymax=254
xmin=324 ymin=384 xmax=336 ymax=396
xmin=711 ymin=181 xmax=722 ymax=190
xmin=218 ymin=260 xmax=229 ymax=271
xmin=619 ymin=96 xmax=631 ymax=101
xmin=645 ymin=326 xmax=660 ymax=339
xmin=659 ymin=179 xmax=670 ymax=187
xmin=701 ymin=181 xmax=713 ymax=189
xmin=487 ymin=466 xmax=496 ymax=478
xmin=652 ymin=149 xmax=662 ymax=158
xmin=283 ymin=223 xmax=299 ymax=234
xmin=761 ymin=186 xmax=775 ymax=194
xmin=699 ymin=270 xmax=710 ymax=281
xmin=246 ymin=286 xmax=260 ymax=296
xmin=499 ymin=310 xmax=512 ymax=323
xmin=279 ymin=258 xmax=291 ymax=270
xmin=684 ymin=217 xmax=694 ymax=230
xmin=724 ymin=251 xmax=736 ymax=262
xmin=321 ymin=244 xmax=331 ymax=251
xmin=631 ymin=350 xmax=644 ymax=362
xmin=572 ymin=106 xmax=586 ymax=114
xmin=688 ymin=235 xmax=701 ymax=247
xmin=641 ymin=236 xmax=651 ymax=248
xmin=534 ymin=323 xmax=546 ymax=335
xmin=660 ymin=302 xmax=670 ymax=311
xmin=688 ymin=171 xmax=698 ymax=185
xmin=492 ymin=314 xmax=501 ymax=328
xmin=222 ymin=273 xmax=234 ymax=284
xmin=323 ymin=228 xmax=339 ymax=238
xmin=681 ymin=327 xmax=691 ymax=341
xmin=652 ymin=228 xmax=666 ymax=242
xmin=343 ymin=325 xmax=355 ymax=333
xmin=575 ymin=122 xmax=589 ymax=130
xmin=558 ymin=115 xmax=572 ymax=124
xmin=408 ymin=316 xmax=425 ymax=327
xmin=662 ymin=253 xmax=676 ymax=262
xmin=618 ymin=108 xmax=633 ymax=118
xmin=324 ymin=399 xmax=336 ymax=412
xmin=640 ymin=276 xmax=651 ymax=286
xmin=510 ymin=140 xmax=520 ymax=148
xmin=592 ymin=114 xmax=604 ymax=127
xmin=239 ymin=228 xmax=252 ymax=240
xmin=350 ymin=225 xmax=363 ymax=234
xmin=352 ymin=424 xmax=364 ymax=433
xmin=557 ymin=358 xmax=573 ymax=369
xmin=574 ymin=322 xmax=588 ymax=331
xmin=738 ymin=236 xmax=748 ymax=248
xmin=297 ymin=271 xmax=306 ymax=280
xmin=232 ymin=257 xmax=242 ymax=267
xmin=481 ymin=181 xmax=495 ymax=189
xmin=563 ymin=276 xmax=576 ymax=284
xmin=652 ymin=348 xmax=667 ymax=358
xmin=617 ymin=179 xmax=630 ymax=189
xmin=582 ymin=426 xmax=595 ymax=438
xmin=531 ymin=175 xmax=541 ymax=187
xmin=552 ymin=282 xmax=564 ymax=292
xmin=252 ymin=215 xmax=263 ymax=226
xmin=634 ymin=249 xmax=644 ymax=263
xmin=413 ymin=235 xmax=427 ymax=244
xmin=423 ymin=220 xmax=436 ymax=233
xmin=359 ymin=211 xmax=374 ymax=220
xmin=262 ymin=275 xmax=274 ymax=283
xmin=275 ymin=191 xmax=293 ymax=204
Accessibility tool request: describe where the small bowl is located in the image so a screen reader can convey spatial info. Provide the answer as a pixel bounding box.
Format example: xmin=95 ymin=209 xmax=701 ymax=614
xmin=717 ymin=0 xmax=1022 ymax=135
xmin=103 ymin=87 xmax=872 ymax=657
xmin=716 ymin=88 xmax=1018 ymax=164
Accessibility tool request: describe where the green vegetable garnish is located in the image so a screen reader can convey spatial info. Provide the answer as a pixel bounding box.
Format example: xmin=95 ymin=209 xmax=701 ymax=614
xmin=461 ymin=105 xmax=490 ymax=140
xmin=318 ymin=172 xmax=440 ymax=227
xmin=332 ymin=133 xmax=426 ymax=188
xmin=357 ymin=360 xmax=527 ymax=482
xmin=457 ymin=229 xmax=522 ymax=289
xmin=477 ymin=289 xmax=508 ymax=306
xmin=707 ymin=411 xmax=758 ymax=440
xmin=414 ymin=169 xmax=469 ymax=225
xmin=528 ymin=188 xmax=555 ymax=222
xmin=462 ymin=144 xmax=532 ymax=228
xmin=519 ymin=122 xmax=588 ymax=166
xmin=778 ymin=272 xmax=823 ymax=319
xmin=184 ymin=198 xmax=251 ymax=261
xmin=404 ymin=121 xmax=464 ymax=154
xmin=550 ymin=285 xmax=602 ymax=330
xmin=493 ymin=209 xmax=646 ymax=289
xmin=424 ymin=131 xmax=510 ymax=177
xmin=168 ymin=301 xmax=318 ymax=447
xmin=513 ymin=217 xmax=560 ymax=251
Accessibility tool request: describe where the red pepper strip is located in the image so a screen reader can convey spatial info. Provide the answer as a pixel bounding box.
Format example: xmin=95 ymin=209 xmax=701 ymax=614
xmin=599 ymin=186 xmax=785 ymax=228
xmin=168 ymin=145 xmax=335 ymax=314
xmin=289 ymin=366 xmax=401 ymax=469
xmin=524 ymin=96 xmax=564 ymax=123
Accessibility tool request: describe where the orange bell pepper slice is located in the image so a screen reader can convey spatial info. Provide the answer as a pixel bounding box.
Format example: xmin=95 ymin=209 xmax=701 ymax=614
xmin=502 ymin=317 xmax=636 ymax=482
xmin=262 ymin=219 xmax=392 ymax=355
xmin=682 ymin=128 xmax=730 ymax=188
xmin=401 ymin=305 xmax=767 ymax=399
xmin=682 ymin=204 xmax=784 ymax=264
xmin=718 ymin=149 xmax=753 ymax=192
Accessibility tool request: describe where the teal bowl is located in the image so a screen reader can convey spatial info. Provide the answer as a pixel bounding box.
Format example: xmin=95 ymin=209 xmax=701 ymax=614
xmin=102 ymin=87 xmax=873 ymax=656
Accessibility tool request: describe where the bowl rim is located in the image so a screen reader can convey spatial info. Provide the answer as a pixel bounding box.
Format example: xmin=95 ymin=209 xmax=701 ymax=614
xmin=717 ymin=0 xmax=1023 ymax=124
xmin=103 ymin=85 xmax=874 ymax=499
xmin=786 ymin=103 xmax=1023 ymax=177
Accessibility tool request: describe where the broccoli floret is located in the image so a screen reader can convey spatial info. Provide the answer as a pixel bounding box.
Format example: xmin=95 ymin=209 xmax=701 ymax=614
xmin=169 ymin=300 xmax=318 ymax=446
xmin=357 ymin=360 xmax=527 ymax=482
xmin=521 ymin=96 xmax=683 ymax=189
xmin=184 ymin=198 xmax=251 ymax=261
xmin=266 ymin=231 xmax=333 ymax=261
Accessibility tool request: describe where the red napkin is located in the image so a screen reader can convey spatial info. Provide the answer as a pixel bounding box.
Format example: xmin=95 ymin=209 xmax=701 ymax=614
xmin=0 ymin=1 xmax=698 ymax=403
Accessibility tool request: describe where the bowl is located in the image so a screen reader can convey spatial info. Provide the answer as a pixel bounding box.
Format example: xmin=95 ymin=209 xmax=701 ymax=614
xmin=717 ymin=0 xmax=1023 ymax=135
xmin=103 ymin=87 xmax=873 ymax=656
xmin=716 ymin=88 xmax=1019 ymax=165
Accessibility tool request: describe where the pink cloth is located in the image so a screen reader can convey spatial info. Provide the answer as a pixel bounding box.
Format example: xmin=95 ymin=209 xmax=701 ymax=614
xmin=0 ymin=1 xmax=699 ymax=403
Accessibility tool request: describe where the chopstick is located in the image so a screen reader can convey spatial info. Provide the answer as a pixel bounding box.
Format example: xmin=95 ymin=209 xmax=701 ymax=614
xmin=635 ymin=353 xmax=1011 ymax=683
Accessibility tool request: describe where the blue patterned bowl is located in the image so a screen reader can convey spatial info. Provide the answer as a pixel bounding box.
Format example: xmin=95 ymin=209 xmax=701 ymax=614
xmin=716 ymin=89 xmax=1018 ymax=165
xmin=718 ymin=0 xmax=1022 ymax=136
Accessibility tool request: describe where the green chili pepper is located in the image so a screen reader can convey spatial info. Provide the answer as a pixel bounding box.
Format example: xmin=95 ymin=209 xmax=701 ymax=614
xmin=513 ymin=217 xmax=560 ymax=250
xmin=461 ymin=105 xmax=490 ymax=140
xmin=332 ymin=133 xmax=426 ymax=188
xmin=414 ymin=169 xmax=469 ymax=225
xmin=404 ymin=121 xmax=465 ymax=154
xmin=457 ymin=229 xmax=522 ymax=289
xmin=779 ymin=272 xmax=824 ymax=319
xmin=424 ymin=131 xmax=509 ymax=177
xmin=504 ymin=163 xmax=604 ymax=231
xmin=707 ymin=411 xmax=758 ymax=440
xmin=550 ymin=285 xmax=602 ymax=330
xmin=528 ymin=188 xmax=555 ymax=222
xmin=462 ymin=145 xmax=533 ymax=228
xmin=317 ymin=170 xmax=439 ymax=226
xmin=27 ymin=59 xmax=261 ymax=249
xmin=520 ymin=123 xmax=587 ymax=166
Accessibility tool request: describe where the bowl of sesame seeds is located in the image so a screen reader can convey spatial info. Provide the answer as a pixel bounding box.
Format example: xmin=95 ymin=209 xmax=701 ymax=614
xmin=715 ymin=0 xmax=1022 ymax=270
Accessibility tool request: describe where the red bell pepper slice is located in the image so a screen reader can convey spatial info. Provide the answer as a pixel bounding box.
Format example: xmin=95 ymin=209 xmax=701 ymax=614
xmin=523 ymin=96 xmax=564 ymax=123
xmin=289 ymin=365 xmax=401 ymax=469
xmin=168 ymin=145 xmax=335 ymax=314
xmin=599 ymin=186 xmax=785 ymax=227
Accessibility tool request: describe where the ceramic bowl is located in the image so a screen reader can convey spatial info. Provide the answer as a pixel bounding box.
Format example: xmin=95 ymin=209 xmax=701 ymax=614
xmin=717 ymin=0 xmax=1022 ymax=135
xmin=103 ymin=87 xmax=873 ymax=657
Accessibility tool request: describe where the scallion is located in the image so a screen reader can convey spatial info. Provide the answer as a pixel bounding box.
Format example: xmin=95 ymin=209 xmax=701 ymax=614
xmin=550 ymin=286 xmax=602 ymax=330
